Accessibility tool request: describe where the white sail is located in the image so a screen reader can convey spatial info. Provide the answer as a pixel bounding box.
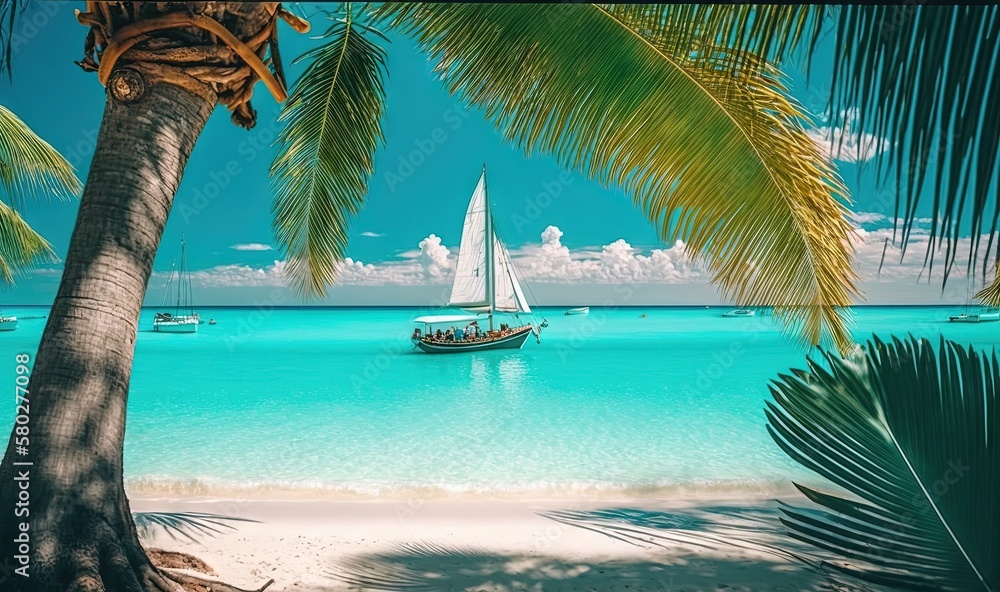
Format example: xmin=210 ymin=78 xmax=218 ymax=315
xmin=493 ymin=237 xmax=531 ymax=313
xmin=448 ymin=171 xmax=489 ymax=307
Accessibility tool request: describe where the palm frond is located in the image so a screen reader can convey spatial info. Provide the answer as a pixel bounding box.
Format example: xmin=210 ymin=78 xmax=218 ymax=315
xmin=132 ymin=511 xmax=260 ymax=544
xmin=0 ymin=0 xmax=24 ymax=79
xmin=766 ymin=335 xmax=999 ymax=591
xmin=375 ymin=3 xmax=858 ymax=350
xmin=822 ymin=6 xmax=1000 ymax=284
xmin=0 ymin=104 xmax=81 ymax=285
xmin=0 ymin=104 xmax=83 ymax=205
xmin=974 ymin=263 xmax=1000 ymax=307
xmin=604 ymin=5 xmax=829 ymax=73
xmin=270 ymin=8 xmax=388 ymax=299
xmin=0 ymin=198 xmax=52 ymax=284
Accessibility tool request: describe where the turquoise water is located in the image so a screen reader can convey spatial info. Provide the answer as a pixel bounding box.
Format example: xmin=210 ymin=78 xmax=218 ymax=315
xmin=1 ymin=306 xmax=996 ymax=500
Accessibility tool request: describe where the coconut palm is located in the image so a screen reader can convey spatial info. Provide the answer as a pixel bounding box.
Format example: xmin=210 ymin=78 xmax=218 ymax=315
xmin=766 ymin=336 xmax=998 ymax=591
xmin=0 ymin=2 xmax=994 ymax=590
xmin=0 ymin=104 xmax=81 ymax=284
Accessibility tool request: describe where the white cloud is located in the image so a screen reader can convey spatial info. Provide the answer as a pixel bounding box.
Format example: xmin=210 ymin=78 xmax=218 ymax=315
xmin=850 ymin=211 xmax=887 ymax=224
xmin=807 ymin=109 xmax=889 ymax=163
xmin=230 ymin=243 xmax=274 ymax=251
xmin=513 ymin=225 xmax=702 ymax=284
xmin=185 ymin=227 xmax=705 ymax=289
xmin=177 ymin=222 xmax=994 ymax=302
xmin=360 ymin=231 xmax=383 ymax=238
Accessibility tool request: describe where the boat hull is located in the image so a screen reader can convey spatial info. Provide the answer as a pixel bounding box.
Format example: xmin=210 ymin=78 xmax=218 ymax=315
xmin=565 ymin=307 xmax=589 ymax=315
xmin=414 ymin=326 xmax=533 ymax=354
xmin=949 ymin=314 xmax=1000 ymax=323
xmin=153 ymin=318 xmax=199 ymax=333
xmin=722 ymin=309 xmax=755 ymax=317
xmin=0 ymin=318 xmax=17 ymax=331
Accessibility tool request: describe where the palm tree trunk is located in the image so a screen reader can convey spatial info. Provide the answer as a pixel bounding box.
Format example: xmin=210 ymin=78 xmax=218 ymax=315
xmin=0 ymin=79 xmax=213 ymax=591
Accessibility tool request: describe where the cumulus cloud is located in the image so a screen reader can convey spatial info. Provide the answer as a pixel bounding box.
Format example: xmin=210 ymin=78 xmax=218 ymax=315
xmin=360 ymin=231 xmax=383 ymax=238
xmin=850 ymin=211 xmax=888 ymax=224
xmin=178 ymin=220 xmax=992 ymax=295
xmin=186 ymin=227 xmax=706 ymax=289
xmin=808 ymin=109 xmax=889 ymax=163
xmin=513 ymin=226 xmax=702 ymax=284
xmin=230 ymin=243 xmax=274 ymax=251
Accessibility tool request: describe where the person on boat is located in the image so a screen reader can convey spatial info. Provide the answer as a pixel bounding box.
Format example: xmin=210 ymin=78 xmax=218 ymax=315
xmin=412 ymin=328 xmax=422 ymax=340
xmin=445 ymin=328 xmax=455 ymax=342
xmin=455 ymin=327 xmax=465 ymax=340
xmin=209 ymin=318 xmax=217 ymax=325
xmin=435 ymin=329 xmax=443 ymax=340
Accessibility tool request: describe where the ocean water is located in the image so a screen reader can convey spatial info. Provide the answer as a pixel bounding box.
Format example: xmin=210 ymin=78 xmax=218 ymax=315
xmin=1 ymin=305 xmax=996 ymax=500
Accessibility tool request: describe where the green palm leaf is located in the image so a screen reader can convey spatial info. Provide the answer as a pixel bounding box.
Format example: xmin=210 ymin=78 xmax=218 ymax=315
xmin=825 ymin=7 xmax=999 ymax=284
xmin=606 ymin=5 xmax=828 ymax=73
xmin=270 ymin=8 xmax=388 ymax=298
xmin=766 ymin=335 xmax=999 ymax=591
xmin=0 ymin=104 xmax=82 ymax=284
xmin=374 ymin=3 xmax=858 ymax=351
xmin=0 ymin=0 xmax=24 ymax=79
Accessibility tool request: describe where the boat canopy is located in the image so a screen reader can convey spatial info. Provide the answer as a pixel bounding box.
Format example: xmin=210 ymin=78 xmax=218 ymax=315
xmin=413 ymin=314 xmax=486 ymax=325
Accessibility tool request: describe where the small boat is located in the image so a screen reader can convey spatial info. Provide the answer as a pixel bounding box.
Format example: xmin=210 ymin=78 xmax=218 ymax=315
xmin=0 ymin=313 xmax=18 ymax=331
xmin=722 ymin=309 xmax=755 ymax=317
xmin=949 ymin=307 xmax=1000 ymax=323
xmin=565 ymin=307 xmax=589 ymax=316
xmin=411 ymin=165 xmax=544 ymax=354
xmin=209 ymin=319 xmax=217 ymax=325
xmin=153 ymin=238 xmax=199 ymax=333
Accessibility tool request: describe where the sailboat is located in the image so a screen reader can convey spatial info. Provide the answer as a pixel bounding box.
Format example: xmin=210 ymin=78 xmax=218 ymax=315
xmin=412 ymin=166 xmax=544 ymax=354
xmin=153 ymin=238 xmax=200 ymax=333
xmin=949 ymin=272 xmax=1000 ymax=323
xmin=0 ymin=311 xmax=17 ymax=331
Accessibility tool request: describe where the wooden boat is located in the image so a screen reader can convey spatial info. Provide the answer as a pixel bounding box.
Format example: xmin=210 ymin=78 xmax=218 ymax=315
xmin=412 ymin=166 xmax=543 ymax=354
xmin=564 ymin=307 xmax=589 ymax=315
xmin=153 ymin=238 xmax=199 ymax=333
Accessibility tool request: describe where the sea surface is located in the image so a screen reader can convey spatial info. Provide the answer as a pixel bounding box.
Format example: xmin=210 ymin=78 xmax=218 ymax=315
xmin=1 ymin=305 xmax=996 ymax=501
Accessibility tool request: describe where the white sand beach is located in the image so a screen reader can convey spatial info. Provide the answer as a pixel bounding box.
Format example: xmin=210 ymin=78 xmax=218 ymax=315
xmin=130 ymin=495 xmax=875 ymax=592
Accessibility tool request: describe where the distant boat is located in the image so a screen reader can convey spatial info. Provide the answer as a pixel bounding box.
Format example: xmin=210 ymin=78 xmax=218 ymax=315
xmin=0 ymin=312 xmax=17 ymax=331
xmin=949 ymin=274 xmax=999 ymax=323
xmin=153 ymin=238 xmax=199 ymax=333
xmin=565 ymin=307 xmax=589 ymax=316
xmin=949 ymin=307 xmax=1000 ymax=323
xmin=722 ymin=309 xmax=755 ymax=318
xmin=411 ymin=165 xmax=544 ymax=354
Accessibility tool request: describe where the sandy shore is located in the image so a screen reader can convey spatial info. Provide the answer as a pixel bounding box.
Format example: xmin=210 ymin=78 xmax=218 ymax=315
xmin=130 ymin=495 xmax=873 ymax=592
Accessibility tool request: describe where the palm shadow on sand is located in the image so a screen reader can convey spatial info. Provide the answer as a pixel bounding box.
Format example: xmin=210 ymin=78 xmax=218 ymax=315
xmin=327 ymin=504 xmax=881 ymax=592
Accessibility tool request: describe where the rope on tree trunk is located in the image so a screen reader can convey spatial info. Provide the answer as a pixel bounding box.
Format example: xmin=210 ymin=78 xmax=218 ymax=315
xmin=74 ymin=2 xmax=310 ymax=129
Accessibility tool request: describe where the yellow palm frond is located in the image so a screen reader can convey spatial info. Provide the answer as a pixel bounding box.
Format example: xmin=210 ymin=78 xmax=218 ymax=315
xmin=0 ymin=199 xmax=53 ymax=284
xmin=974 ymin=263 xmax=1000 ymax=308
xmin=0 ymin=104 xmax=80 ymax=285
xmin=375 ymin=3 xmax=859 ymax=351
xmin=270 ymin=10 xmax=388 ymax=298
xmin=0 ymin=104 xmax=82 ymax=205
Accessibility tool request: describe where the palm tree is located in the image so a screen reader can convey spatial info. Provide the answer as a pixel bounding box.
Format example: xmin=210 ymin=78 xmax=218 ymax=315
xmin=766 ymin=336 xmax=998 ymax=591
xmin=0 ymin=2 xmax=994 ymax=590
xmin=0 ymin=104 xmax=81 ymax=284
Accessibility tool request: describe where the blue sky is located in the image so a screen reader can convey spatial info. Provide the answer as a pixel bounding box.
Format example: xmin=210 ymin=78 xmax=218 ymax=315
xmin=0 ymin=2 xmax=986 ymax=307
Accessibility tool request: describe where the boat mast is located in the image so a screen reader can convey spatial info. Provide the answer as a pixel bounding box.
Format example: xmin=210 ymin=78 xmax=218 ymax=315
xmin=177 ymin=238 xmax=185 ymax=314
xmin=482 ymin=164 xmax=495 ymax=332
